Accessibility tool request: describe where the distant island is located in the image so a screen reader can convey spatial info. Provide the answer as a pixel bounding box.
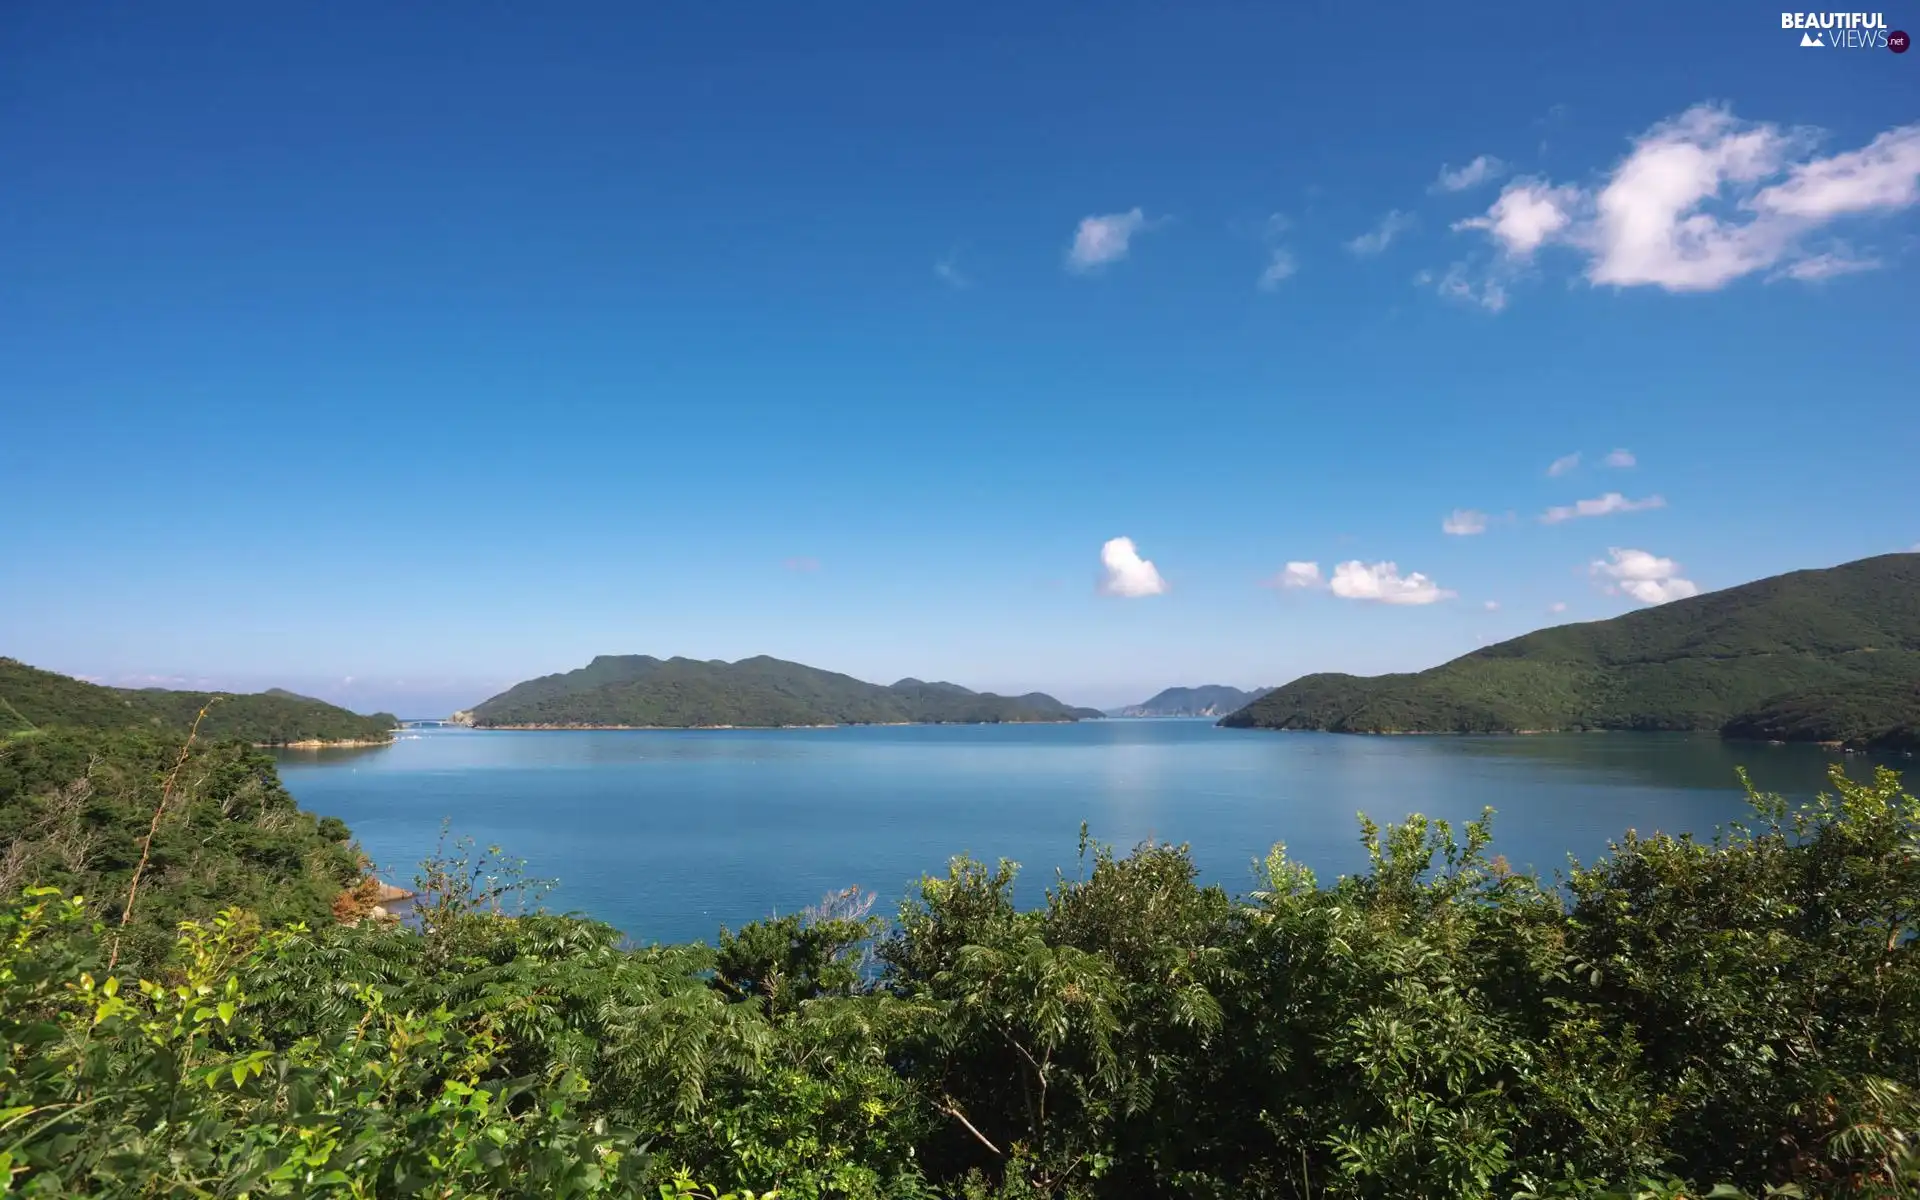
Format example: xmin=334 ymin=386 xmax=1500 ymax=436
xmin=1222 ymin=552 xmax=1920 ymax=751
xmin=462 ymin=654 xmax=1106 ymax=728
xmin=0 ymin=658 xmax=397 ymax=746
xmin=1109 ymin=685 xmax=1273 ymax=718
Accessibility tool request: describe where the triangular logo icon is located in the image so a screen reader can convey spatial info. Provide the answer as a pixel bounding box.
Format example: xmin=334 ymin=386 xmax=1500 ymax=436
xmin=1800 ymin=30 xmax=1824 ymax=45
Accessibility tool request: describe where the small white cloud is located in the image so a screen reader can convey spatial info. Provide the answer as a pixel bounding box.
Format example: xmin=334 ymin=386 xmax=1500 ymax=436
xmin=783 ymin=556 xmax=822 ymax=573
xmin=1068 ymin=208 xmax=1152 ymax=272
xmin=1602 ymin=448 xmax=1636 ymax=468
xmin=1258 ymin=248 xmax=1298 ymax=290
xmin=1591 ymin=547 xmax=1699 ymax=605
xmin=934 ymin=254 xmax=970 ymax=289
xmin=1329 ymin=560 xmax=1455 ymax=605
xmin=1547 ymin=452 xmax=1582 ymax=477
xmin=1433 ymin=154 xmax=1509 ymax=193
xmin=1483 ymin=600 xmax=1501 ymax=612
xmin=1541 ymin=492 xmax=1667 ymax=524
xmin=1452 ymin=105 xmax=1920 ymax=293
xmin=1549 ymin=601 xmax=1568 ymax=614
xmin=1348 ymin=210 xmax=1417 ymax=256
xmin=1099 ymin=536 xmax=1167 ymax=597
xmin=1275 ymin=561 xmax=1322 ymax=589
xmin=1442 ymin=508 xmax=1489 ymax=535
xmin=1453 ymin=179 xmax=1580 ymax=257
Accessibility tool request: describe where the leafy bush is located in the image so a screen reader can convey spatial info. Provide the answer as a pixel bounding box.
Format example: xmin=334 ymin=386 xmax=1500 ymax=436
xmin=2 ymin=747 xmax=1916 ymax=1197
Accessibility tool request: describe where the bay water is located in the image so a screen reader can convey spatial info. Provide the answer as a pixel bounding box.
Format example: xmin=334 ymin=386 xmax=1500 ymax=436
xmin=273 ymin=720 xmax=1902 ymax=947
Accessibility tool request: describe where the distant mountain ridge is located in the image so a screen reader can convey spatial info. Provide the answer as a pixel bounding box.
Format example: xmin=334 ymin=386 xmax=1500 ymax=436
xmin=1222 ymin=553 xmax=1920 ymax=750
xmin=1112 ymin=685 xmax=1273 ymax=718
xmin=464 ymin=655 xmax=1104 ymax=728
xmin=0 ymin=658 xmax=397 ymax=746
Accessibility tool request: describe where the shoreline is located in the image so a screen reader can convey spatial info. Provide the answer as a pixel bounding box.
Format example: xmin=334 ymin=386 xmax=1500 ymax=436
xmin=467 ymin=719 xmax=1082 ymax=731
xmin=265 ymin=736 xmax=396 ymax=749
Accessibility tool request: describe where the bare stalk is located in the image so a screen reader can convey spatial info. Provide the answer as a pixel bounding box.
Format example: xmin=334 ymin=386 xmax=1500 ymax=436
xmin=108 ymin=699 xmax=221 ymax=971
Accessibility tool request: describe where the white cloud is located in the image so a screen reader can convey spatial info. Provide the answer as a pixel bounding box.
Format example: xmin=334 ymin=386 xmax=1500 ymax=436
xmin=783 ymin=556 xmax=822 ymax=572
xmin=1602 ymin=448 xmax=1636 ymax=468
xmin=1258 ymin=248 xmax=1298 ymax=290
xmin=1453 ymin=179 xmax=1580 ymax=257
xmin=1268 ymin=561 xmax=1324 ymax=590
xmin=1433 ymin=155 xmax=1508 ymax=193
xmin=1591 ymin=547 xmax=1700 ymax=605
xmin=1442 ymin=508 xmax=1489 ymax=535
xmin=934 ymin=254 xmax=969 ymax=289
xmin=1541 ymin=492 xmax=1667 ymax=524
xmin=1547 ymin=452 xmax=1582 ymax=477
xmin=1068 ymin=208 xmax=1151 ymax=272
xmin=1453 ymin=105 xmax=1920 ymax=292
xmin=1548 ymin=601 xmax=1568 ymax=614
xmin=1099 ymin=536 xmax=1167 ymax=597
xmin=1348 ymin=210 xmax=1416 ymax=255
xmin=1329 ymin=560 xmax=1455 ymax=605
xmin=1483 ymin=600 xmax=1501 ymax=612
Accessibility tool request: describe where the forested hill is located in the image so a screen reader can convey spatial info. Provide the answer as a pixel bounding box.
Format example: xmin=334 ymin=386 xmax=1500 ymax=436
xmin=1222 ymin=552 xmax=1920 ymax=749
xmin=465 ymin=654 xmax=1104 ymax=727
xmin=1113 ymin=684 xmax=1273 ymax=717
xmin=0 ymin=658 xmax=397 ymax=746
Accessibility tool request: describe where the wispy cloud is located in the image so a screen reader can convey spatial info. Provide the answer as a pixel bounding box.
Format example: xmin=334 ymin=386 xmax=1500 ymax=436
xmin=1347 ymin=210 xmax=1416 ymax=256
xmin=1454 ymin=105 xmax=1920 ymax=292
xmin=1541 ymin=492 xmax=1667 ymax=524
xmin=1433 ymin=155 xmax=1508 ymax=193
xmin=1098 ymin=536 xmax=1168 ymax=597
xmin=783 ymin=557 xmax=822 ymax=572
xmin=934 ymin=253 xmax=970 ymax=289
xmin=1483 ymin=600 xmax=1501 ymax=612
xmin=1591 ymin=547 xmax=1699 ymax=605
xmin=1549 ymin=601 xmax=1568 ymax=614
xmin=1068 ymin=208 xmax=1153 ymax=272
xmin=1329 ymin=560 xmax=1455 ymax=605
xmin=1602 ymin=448 xmax=1636 ymax=468
xmin=1258 ymin=249 xmax=1298 ymax=290
xmin=1776 ymin=252 xmax=1882 ymax=281
xmin=1547 ymin=452 xmax=1582 ymax=477
xmin=1419 ymin=262 xmax=1509 ymax=312
xmin=1442 ymin=508 xmax=1489 ymax=535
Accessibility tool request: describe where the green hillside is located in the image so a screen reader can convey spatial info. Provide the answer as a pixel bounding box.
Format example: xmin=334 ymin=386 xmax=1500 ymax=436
xmin=466 ymin=654 xmax=1102 ymax=726
xmin=1115 ymin=684 xmax=1273 ymax=717
xmin=0 ymin=658 xmax=396 ymax=745
xmin=1222 ymin=553 xmax=1920 ymax=745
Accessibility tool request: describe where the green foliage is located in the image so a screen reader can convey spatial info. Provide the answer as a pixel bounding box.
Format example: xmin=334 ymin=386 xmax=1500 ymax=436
xmin=466 ymin=655 xmax=1098 ymax=728
xmin=1223 ymin=552 xmax=1920 ymax=740
xmin=3 ymin=740 xmax=1917 ymax=1197
xmin=0 ymin=728 xmax=362 ymax=971
xmin=0 ymin=657 xmax=395 ymax=745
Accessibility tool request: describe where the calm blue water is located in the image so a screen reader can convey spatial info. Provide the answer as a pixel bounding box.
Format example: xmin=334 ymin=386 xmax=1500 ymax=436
xmin=273 ymin=721 xmax=1902 ymax=947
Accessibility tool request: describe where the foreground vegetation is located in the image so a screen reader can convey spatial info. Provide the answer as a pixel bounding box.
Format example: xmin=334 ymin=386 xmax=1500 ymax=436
xmin=1225 ymin=553 xmax=1920 ymax=748
xmin=0 ymin=658 xmax=396 ymax=745
xmin=1 ymin=727 xmax=1916 ymax=1197
xmin=467 ymin=654 xmax=1103 ymax=727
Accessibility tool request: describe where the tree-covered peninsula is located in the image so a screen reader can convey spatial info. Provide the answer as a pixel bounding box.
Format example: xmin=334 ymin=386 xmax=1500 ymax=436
xmin=2 ymin=719 xmax=1916 ymax=1197
xmin=0 ymin=657 xmax=397 ymax=746
xmin=1222 ymin=553 xmax=1920 ymax=747
xmin=464 ymin=654 xmax=1105 ymax=727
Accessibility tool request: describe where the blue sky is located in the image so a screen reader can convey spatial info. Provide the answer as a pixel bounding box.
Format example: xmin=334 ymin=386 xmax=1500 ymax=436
xmin=3 ymin=2 xmax=1917 ymax=716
